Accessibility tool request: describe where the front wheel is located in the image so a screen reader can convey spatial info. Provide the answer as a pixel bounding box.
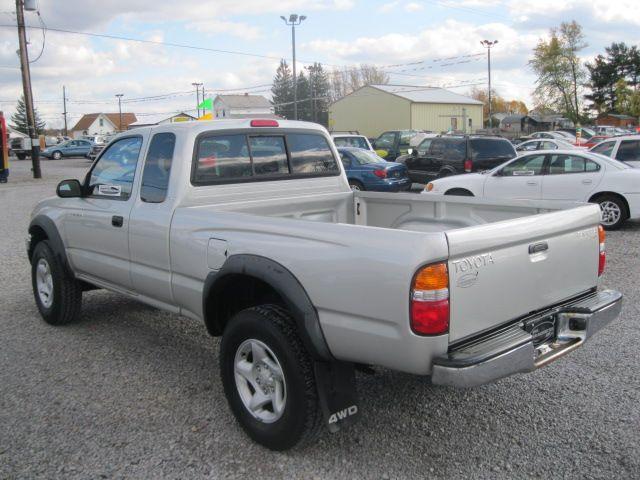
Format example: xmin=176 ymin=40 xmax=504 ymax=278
xmin=594 ymin=195 xmax=627 ymax=230
xmin=220 ymin=305 xmax=322 ymax=450
xmin=31 ymin=241 xmax=82 ymax=325
xmin=52 ymin=151 xmax=62 ymax=160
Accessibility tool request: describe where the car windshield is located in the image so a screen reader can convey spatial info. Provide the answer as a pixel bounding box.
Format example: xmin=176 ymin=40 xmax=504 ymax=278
xmin=470 ymin=139 xmax=516 ymax=159
xmin=333 ymin=136 xmax=369 ymax=149
xmin=349 ymin=149 xmax=386 ymax=165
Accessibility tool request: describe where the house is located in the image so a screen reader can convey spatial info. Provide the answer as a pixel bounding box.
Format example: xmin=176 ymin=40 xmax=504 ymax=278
xmin=213 ymin=94 xmax=274 ymax=119
xmin=128 ymin=112 xmax=196 ymax=129
xmin=596 ymin=113 xmax=637 ymax=128
xmin=70 ymin=113 xmax=138 ymax=139
xmin=328 ymin=84 xmax=484 ymax=138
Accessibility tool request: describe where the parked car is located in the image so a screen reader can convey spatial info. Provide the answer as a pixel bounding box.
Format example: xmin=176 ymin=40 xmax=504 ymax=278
xmin=87 ymin=143 xmax=106 ymax=160
xmin=423 ymin=149 xmax=640 ymax=229
xmin=583 ymin=135 xmax=611 ymax=149
xmin=530 ymin=131 xmax=574 ymax=141
xmin=41 ymin=139 xmax=94 ymax=159
xmin=589 ymin=135 xmax=640 ymax=168
xmin=27 ymin=118 xmax=622 ymax=450
xmin=515 ymin=138 xmax=579 ymax=153
xmin=371 ymin=129 xmax=420 ymax=161
xmin=337 ymin=146 xmax=411 ymax=192
xmin=10 ymin=136 xmax=58 ymax=159
xmin=331 ymin=133 xmax=373 ymax=151
xmin=396 ymin=135 xmax=517 ymax=184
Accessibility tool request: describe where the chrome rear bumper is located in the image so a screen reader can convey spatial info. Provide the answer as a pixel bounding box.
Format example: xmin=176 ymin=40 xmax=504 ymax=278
xmin=431 ymin=289 xmax=622 ymax=388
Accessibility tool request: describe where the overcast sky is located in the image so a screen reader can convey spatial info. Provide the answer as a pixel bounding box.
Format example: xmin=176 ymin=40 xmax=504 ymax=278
xmin=0 ymin=0 xmax=638 ymax=129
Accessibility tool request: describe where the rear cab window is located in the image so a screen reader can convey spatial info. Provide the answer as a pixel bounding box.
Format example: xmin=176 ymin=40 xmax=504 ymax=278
xmin=192 ymin=131 xmax=339 ymax=185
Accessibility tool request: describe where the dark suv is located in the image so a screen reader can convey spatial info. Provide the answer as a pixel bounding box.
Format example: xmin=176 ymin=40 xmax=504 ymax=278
xmin=396 ymin=135 xmax=517 ymax=184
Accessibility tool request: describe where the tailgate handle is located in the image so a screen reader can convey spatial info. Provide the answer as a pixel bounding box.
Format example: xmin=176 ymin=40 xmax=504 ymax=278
xmin=529 ymin=241 xmax=548 ymax=254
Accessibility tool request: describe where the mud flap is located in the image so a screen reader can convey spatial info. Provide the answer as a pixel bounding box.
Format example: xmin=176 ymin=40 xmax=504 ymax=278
xmin=314 ymin=361 xmax=359 ymax=433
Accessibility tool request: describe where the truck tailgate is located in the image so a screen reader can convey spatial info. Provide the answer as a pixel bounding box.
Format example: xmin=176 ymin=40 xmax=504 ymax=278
xmin=446 ymin=204 xmax=601 ymax=343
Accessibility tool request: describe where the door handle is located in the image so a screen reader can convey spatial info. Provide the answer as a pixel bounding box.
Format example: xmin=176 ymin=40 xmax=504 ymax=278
xmin=582 ymin=179 xmax=593 ymax=184
xmin=111 ymin=215 xmax=124 ymax=227
xmin=526 ymin=181 xmax=538 ymax=186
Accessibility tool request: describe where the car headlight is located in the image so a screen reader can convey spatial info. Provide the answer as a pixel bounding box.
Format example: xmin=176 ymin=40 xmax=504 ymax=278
xmin=425 ymin=182 xmax=434 ymax=192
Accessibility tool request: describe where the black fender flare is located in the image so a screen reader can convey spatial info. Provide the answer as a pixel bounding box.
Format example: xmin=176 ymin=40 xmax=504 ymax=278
xmin=203 ymin=254 xmax=333 ymax=361
xmin=28 ymin=215 xmax=74 ymax=278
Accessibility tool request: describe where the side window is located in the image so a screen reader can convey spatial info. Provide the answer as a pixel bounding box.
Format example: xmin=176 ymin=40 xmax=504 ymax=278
xmin=88 ymin=136 xmax=142 ymax=199
xmin=585 ymin=160 xmax=600 ymax=172
xmin=287 ymin=133 xmax=339 ymax=174
xmin=542 ymin=141 xmax=558 ymax=150
xmin=249 ymin=136 xmax=288 ymax=176
xmin=501 ymin=154 xmax=545 ymax=176
xmin=548 ymin=154 xmax=594 ymax=174
xmin=430 ymin=139 xmax=445 ymax=158
xmin=140 ymin=133 xmax=176 ymax=203
xmin=399 ymin=131 xmax=415 ymax=147
xmin=591 ymin=141 xmax=615 ymax=157
xmin=375 ymin=132 xmax=396 ymax=149
xmin=615 ymin=140 xmax=640 ymax=162
xmin=194 ymin=134 xmax=251 ymax=183
xmin=339 ymin=153 xmax=350 ymax=169
xmin=417 ymin=139 xmax=432 ymax=156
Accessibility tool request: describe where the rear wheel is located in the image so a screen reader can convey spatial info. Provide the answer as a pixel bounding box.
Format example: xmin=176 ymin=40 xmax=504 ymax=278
xmin=349 ymin=180 xmax=365 ymax=191
xmin=16 ymin=153 xmax=26 ymax=160
xmin=31 ymin=241 xmax=82 ymax=325
xmin=52 ymin=151 xmax=62 ymax=160
xmin=220 ymin=305 xmax=322 ymax=450
xmin=593 ymin=194 xmax=627 ymax=230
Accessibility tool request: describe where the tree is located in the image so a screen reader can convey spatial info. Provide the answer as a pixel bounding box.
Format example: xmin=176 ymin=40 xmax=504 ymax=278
xmin=529 ymin=21 xmax=587 ymax=123
xmin=328 ymin=64 xmax=390 ymax=102
xmin=271 ymin=59 xmax=294 ymax=119
xmin=306 ymin=62 xmax=331 ymax=126
xmin=585 ymin=42 xmax=640 ymax=114
xmin=469 ymin=87 xmax=528 ymax=125
xmin=10 ymin=94 xmax=46 ymax=135
xmin=295 ymin=71 xmax=311 ymax=121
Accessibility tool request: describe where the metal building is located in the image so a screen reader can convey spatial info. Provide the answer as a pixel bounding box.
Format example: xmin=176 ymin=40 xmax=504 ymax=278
xmin=329 ymin=84 xmax=484 ymax=138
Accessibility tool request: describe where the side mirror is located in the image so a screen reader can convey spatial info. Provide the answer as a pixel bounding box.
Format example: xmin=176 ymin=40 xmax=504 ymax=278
xmin=407 ymin=148 xmax=414 ymax=156
xmin=57 ymin=179 xmax=83 ymax=198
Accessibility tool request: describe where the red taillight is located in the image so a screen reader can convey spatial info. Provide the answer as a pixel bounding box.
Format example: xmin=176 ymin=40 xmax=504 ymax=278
xmin=250 ymin=119 xmax=279 ymax=127
xmin=464 ymin=159 xmax=473 ymax=172
xmin=373 ymin=169 xmax=387 ymax=178
xmin=598 ymin=225 xmax=606 ymax=276
xmin=410 ymin=263 xmax=449 ymax=336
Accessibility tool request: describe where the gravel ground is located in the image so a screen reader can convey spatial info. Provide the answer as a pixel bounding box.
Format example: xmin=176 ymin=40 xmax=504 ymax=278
xmin=1 ymin=157 xmax=639 ymax=479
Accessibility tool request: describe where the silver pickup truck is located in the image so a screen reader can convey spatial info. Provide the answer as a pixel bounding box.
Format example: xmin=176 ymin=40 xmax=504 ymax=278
xmin=28 ymin=119 xmax=622 ymax=450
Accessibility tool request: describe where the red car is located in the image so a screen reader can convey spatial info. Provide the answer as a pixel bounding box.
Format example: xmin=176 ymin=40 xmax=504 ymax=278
xmin=583 ymin=135 xmax=610 ymax=149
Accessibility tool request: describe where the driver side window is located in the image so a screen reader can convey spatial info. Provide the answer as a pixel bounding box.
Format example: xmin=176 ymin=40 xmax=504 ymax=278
xmin=500 ymin=154 xmax=545 ymax=176
xmin=88 ymin=136 xmax=142 ymax=199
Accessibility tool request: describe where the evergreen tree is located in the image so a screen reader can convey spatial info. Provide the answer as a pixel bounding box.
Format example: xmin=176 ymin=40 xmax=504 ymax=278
xmin=306 ymin=63 xmax=331 ymax=126
xmin=271 ymin=59 xmax=294 ymax=119
xmin=296 ymin=71 xmax=311 ymax=121
xmin=11 ymin=94 xmax=46 ymax=135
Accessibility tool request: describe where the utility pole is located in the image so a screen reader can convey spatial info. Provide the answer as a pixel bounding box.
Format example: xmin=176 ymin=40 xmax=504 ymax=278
xmin=16 ymin=0 xmax=41 ymax=178
xmin=192 ymin=82 xmax=202 ymax=117
xmin=281 ymin=14 xmax=306 ymax=120
xmin=115 ymin=93 xmax=123 ymax=131
xmin=62 ymin=85 xmax=68 ymax=137
xmin=480 ymin=40 xmax=498 ymax=130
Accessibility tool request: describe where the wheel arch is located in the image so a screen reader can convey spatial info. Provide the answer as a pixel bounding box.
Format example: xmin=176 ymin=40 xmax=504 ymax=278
xmin=28 ymin=216 xmax=73 ymax=273
xmin=444 ymin=188 xmax=474 ymax=196
xmin=588 ymin=191 xmax=630 ymax=218
xmin=203 ymin=254 xmax=333 ymax=361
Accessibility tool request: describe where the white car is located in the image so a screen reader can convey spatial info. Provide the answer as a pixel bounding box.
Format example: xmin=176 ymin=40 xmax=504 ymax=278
xmin=589 ymin=135 xmax=640 ymax=168
xmin=531 ymin=131 xmax=574 ymax=141
xmin=331 ymin=133 xmax=374 ymax=151
xmin=515 ymin=138 xmax=579 ymax=153
xmin=423 ymin=149 xmax=640 ymax=229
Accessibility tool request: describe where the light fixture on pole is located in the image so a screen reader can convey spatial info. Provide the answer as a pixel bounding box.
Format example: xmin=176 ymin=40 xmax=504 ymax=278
xmin=192 ymin=82 xmax=203 ymax=117
xmin=480 ymin=39 xmax=498 ymax=129
xmin=115 ymin=94 xmax=124 ymax=131
xmin=280 ymin=14 xmax=306 ymax=120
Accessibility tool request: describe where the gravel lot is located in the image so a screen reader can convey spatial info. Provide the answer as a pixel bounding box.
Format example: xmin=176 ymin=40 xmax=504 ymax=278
xmin=1 ymin=157 xmax=639 ymax=479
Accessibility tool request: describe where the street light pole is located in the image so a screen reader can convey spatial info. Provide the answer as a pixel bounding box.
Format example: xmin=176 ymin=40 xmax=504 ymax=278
xmin=280 ymin=14 xmax=306 ymax=120
xmin=480 ymin=40 xmax=498 ymax=129
xmin=15 ymin=0 xmax=41 ymax=178
xmin=115 ymin=94 xmax=123 ymax=131
xmin=192 ymin=82 xmax=202 ymax=117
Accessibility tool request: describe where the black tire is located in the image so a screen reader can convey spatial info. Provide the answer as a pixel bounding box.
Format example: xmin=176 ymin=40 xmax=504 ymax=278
xmin=437 ymin=169 xmax=454 ymax=179
xmin=591 ymin=194 xmax=627 ymax=230
xmin=445 ymin=188 xmax=474 ymax=196
xmin=349 ymin=180 xmax=365 ymax=191
xmin=31 ymin=241 xmax=82 ymax=325
xmin=220 ymin=305 xmax=322 ymax=450
xmin=16 ymin=153 xmax=26 ymax=160
xmin=52 ymin=151 xmax=62 ymax=160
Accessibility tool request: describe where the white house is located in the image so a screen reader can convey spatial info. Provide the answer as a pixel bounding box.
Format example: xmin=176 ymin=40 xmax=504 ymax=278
xmin=71 ymin=113 xmax=137 ymax=139
xmin=213 ymin=94 xmax=274 ymax=119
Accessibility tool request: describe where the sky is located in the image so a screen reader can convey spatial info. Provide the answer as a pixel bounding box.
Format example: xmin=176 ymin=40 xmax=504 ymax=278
xmin=0 ymin=0 xmax=638 ymax=129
